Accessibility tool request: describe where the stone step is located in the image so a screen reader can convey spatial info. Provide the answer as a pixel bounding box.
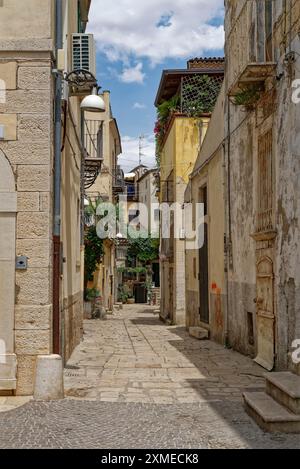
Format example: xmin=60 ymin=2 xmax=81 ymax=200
xmin=243 ymin=392 xmax=300 ymax=433
xmin=189 ymin=327 xmax=209 ymax=340
xmin=265 ymin=372 xmax=300 ymax=415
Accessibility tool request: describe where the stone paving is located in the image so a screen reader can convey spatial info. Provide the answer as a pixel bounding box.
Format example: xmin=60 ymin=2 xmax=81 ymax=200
xmin=0 ymin=396 xmax=32 ymax=413
xmin=0 ymin=399 xmax=299 ymax=449
xmin=0 ymin=305 xmax=299 ymax=449
xmin=64 ymin=305 xmax=268 ymax=404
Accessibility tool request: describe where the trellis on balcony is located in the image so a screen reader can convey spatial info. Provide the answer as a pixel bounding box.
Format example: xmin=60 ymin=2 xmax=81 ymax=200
xmin=180 ymin=74 xmax=224 ymax=117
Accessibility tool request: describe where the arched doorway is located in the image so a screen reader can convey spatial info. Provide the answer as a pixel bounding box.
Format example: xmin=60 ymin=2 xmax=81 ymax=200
xmin=0 ymin=150 xmax=17 ymax=390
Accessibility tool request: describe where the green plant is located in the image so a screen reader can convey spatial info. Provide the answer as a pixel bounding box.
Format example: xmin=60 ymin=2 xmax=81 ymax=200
xmin=155 ymin=95 xmax=180 ymax=167
xmin=181 ymin=74 xmax=221 ymax=116
xmin=157 ymin=95 xmax=180 ymax=125
xmin=84 ymin=225 xmax=104 ymax=286
xmin=154 ymin=75 xmax=222 ymax=166
xmin=233 ymin=85 xmax=262 ymax=109
xmin=84 ymin=197 xmax=104 ymax=293
xmin=127 ymin=234 xmax=159 ymax=264
xmin=118 ymin=286 xmax=129 ymax=304
xmin=85 ymin=288 xmax=101 ymax=302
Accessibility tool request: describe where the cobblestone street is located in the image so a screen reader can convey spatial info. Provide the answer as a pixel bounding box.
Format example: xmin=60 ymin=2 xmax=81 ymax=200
xmin=0 ymin=305 xmax=299 ymax=449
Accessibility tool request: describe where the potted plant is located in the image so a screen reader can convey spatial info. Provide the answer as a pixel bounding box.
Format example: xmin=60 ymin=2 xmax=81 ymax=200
xmin=85 ymin=288 xmax=101 ymax=318
xmin=118 ymin=286 xmax=129 ymax=304
xmin=127 ymin=293 xmax=135 ymax=305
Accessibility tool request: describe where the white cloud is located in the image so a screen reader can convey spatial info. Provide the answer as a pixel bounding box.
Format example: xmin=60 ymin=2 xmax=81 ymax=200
xmin=88 ymin=0 xmax=224 ymax=65
xmin=133 ymin=102 xmax=146 ymax=109
xmin=119 ymin=63 xmax=145 ymax=84
xmin=118 ymin=135 xmax=156 ymax=171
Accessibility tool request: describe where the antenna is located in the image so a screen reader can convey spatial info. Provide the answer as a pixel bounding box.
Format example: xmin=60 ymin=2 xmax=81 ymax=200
xmin=139 ymin=134 xmax=145 ymax=166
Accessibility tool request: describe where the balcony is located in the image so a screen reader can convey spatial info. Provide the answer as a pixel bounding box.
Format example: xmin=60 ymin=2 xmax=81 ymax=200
xmin=126 ymin=182 xmax=138 ymax=201
xmin=83 ymin=119 xmax=104 ymax=189
xmin=113 ymin=166 xmax=125 ymax=194
xmin=155 ymin=67 xmax=224 ymax=155
xmin=227 ymin=1 xmax=276 ymax=97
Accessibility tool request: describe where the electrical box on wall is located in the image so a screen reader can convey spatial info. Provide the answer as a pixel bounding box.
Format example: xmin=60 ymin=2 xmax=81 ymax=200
xmin=16 ymin=256 xmax=28 ymax=270
xmin=0 ymin=125 xmax=4 ymax=140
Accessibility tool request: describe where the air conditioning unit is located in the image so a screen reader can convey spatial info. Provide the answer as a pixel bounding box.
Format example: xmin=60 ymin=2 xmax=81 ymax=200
xmin=72 ymin=33 xmax=96 ymax=77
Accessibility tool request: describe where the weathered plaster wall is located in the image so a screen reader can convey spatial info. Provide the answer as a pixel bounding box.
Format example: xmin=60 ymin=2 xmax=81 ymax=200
xmin=274 ymin=34 xmax=300 ymax=374
xmin=225 ymin=0 xmax=300 ymax=371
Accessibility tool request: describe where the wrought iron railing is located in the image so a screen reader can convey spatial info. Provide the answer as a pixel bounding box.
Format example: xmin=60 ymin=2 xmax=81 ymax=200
xmin=83 ymin=119 xmax=104 ymax=189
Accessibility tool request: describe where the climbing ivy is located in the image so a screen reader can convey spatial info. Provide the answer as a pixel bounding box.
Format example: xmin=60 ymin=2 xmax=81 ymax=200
xmin=84 ymin=226 xmax=104 ymax=284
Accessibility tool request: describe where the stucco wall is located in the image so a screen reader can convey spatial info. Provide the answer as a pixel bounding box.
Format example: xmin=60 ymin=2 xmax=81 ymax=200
xmin=160 ymin=117 xmax=205 ymax=325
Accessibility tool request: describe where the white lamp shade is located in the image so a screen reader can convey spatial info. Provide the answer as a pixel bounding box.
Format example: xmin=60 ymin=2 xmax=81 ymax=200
xmin=80 ymin=93 xmax=106 ymax=113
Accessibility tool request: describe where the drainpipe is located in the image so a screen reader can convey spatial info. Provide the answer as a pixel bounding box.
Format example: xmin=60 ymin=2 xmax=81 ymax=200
xmin=53 ymin=0 xmax=63 ymax=356
xmin=224 ymin=96 xmax=232 ymax=349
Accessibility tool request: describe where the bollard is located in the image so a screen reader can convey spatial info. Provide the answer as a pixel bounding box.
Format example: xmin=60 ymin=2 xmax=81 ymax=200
xmin=34 ymin=355 xmax=64 ymax=401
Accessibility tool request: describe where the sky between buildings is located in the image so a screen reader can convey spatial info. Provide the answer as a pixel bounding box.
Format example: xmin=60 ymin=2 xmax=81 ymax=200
xmin=88 ymin=0 xmax=225 ymax=172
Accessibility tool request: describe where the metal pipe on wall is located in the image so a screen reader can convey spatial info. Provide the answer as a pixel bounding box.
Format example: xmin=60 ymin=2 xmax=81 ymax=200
xmin=53 ymin=0 xmax=63 ymax=356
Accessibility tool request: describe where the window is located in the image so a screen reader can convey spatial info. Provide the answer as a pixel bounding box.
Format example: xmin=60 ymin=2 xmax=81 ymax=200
xmin=247 ymin=312 xmax=255 ymax=346
xmin=257 ymin=0 xmax=273 ymax=62
xmin=200 ymin=186 xmax=208 ymax=216
xmin=154 ymin=209 xmax=160 ymax=222
xmin=129 ymin=210 xmax=139 ymax=223
xmin=257 ymin=129 xmax=273 ymax=232
xmin=265 ymin=0 xmax=273 ymax=61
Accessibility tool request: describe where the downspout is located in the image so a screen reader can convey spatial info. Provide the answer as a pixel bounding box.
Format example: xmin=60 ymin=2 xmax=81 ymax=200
xmin=53 ymin=0 xmax=63 ymax=356
xmin=224 ymin=96 xmax=232 ymax=349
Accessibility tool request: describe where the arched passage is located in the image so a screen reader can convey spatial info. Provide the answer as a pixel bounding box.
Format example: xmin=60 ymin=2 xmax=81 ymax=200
xmin=0 ymin=149 xmax=17 ymax=390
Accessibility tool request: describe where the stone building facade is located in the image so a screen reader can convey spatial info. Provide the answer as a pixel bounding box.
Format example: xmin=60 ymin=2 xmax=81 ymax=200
xmin=155 ymin=60 xmax=223 ymax=326
xmin=224 ymin=0 xmax=300 ymax=373
xmin=0 ymin=0 xmax=94 ymax=395
xmin=185 ymin=85 xmax=226 ymax=344
xmin=86 ymin=90 xmax=122 ymax=312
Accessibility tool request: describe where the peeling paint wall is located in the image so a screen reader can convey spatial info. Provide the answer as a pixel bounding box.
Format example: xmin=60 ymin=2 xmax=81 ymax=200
xmin=225 ymin=0 xmax=300 ymax=372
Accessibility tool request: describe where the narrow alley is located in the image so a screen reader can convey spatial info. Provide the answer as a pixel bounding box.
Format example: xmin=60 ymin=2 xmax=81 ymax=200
xmin=64 ymin=305 xmax=267 ymax=404
xmin=0 ymin=306 xmax=299 ymax=449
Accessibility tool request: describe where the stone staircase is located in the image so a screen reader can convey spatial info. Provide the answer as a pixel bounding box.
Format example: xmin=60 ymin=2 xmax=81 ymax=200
xmin=243 ymin=372 xmax=300 ymax=433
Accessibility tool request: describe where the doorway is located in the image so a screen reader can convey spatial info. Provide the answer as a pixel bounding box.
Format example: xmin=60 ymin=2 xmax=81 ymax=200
xmin=254 ymin=256 xmax=275 ymax=371
xmin=199 ymin=223 xmax=209 ymax=324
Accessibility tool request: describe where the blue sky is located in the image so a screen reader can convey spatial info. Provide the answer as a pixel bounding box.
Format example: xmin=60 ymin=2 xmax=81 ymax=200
xmin=88 ymin=0 xmax=225 ymax=172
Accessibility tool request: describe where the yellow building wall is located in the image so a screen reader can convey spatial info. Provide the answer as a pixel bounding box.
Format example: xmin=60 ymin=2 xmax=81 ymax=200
xmin=185 ymin=148 xmax=225 ymax=342
xmin=160 ymin=116 xmax=209 ymax=326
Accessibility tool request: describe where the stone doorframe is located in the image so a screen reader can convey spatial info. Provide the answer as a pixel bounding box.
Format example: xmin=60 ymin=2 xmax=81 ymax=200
xmin=0 ymin=150 xmax=17 ymax=390
xmin=251 ymin=230 xmax=277 ymax=371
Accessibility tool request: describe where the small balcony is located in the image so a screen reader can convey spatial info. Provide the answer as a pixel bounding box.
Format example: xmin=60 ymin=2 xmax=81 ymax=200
xmin=228 ymin=63 xmax=277 ymax=97
xmin=83 ymin=119 xmax=104 ymax=189
xmin=113 ymin=166 xmax=125 ymax=194
xmin=227 ymin=1 xmax=277 ymax=97
xmin=126 ymin=183 xmax=138 ymax=201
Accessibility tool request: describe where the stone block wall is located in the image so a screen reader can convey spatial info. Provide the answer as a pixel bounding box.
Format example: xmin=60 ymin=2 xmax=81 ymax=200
xmin=0 ymin=57 xmax=53 ymax=395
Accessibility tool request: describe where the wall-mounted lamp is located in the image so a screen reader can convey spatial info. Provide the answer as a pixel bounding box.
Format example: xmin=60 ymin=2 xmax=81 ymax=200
xmin=64 ymin=69 xmax=106 ymax=113
xmin=80 ymin=86 xmax=106 ymax=113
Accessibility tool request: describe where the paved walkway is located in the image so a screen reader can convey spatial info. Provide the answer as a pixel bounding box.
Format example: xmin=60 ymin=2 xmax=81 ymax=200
xmin=0 ymin=305 xmax=299 ymax=448
xmin=0 ymin=396 xmax=32 ymax=413
xmin=64 ymin=305 xmax=267 ymax=404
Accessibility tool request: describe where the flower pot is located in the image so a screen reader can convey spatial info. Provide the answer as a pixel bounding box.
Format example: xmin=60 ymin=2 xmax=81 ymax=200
xmin=127 ymin=298 xmax=135 ymax=305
